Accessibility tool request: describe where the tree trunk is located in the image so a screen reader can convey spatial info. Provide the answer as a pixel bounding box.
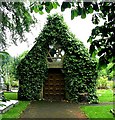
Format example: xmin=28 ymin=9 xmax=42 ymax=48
xmin=6 ymin=84 xmax=9 ymax=91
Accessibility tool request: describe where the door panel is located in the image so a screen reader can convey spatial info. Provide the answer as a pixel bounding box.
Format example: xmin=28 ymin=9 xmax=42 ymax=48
xmin=43 ymin=69 xmax=64 ymax=101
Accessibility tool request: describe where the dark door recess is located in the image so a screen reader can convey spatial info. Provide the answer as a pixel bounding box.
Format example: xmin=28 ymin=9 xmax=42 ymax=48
xmin=43 ymin=69 xmax=65 ymax=101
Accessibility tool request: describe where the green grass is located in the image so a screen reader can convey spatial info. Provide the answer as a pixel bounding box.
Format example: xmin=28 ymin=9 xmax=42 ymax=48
xmin=80 ymin=89 xmax=114 ymax=119
xmin=81 ymin=105 xmax=113 ymax=119
xmin=96 ymin=89 xmax=113 ymax=102
xmin=1 ymin=92 xmax=30 ymax=119
xmin=2 ymin=101 xmax=30 ymax=119
xmin=4 ymin=92 xmax=18 ymax=100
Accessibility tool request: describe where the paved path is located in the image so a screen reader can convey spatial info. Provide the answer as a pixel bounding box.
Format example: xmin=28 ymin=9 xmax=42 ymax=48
xmin=19 ymin=101 xmax=88 ymax=119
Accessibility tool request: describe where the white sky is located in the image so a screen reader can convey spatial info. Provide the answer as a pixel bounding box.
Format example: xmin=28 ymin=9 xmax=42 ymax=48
xmin=6 ymin=7 xmax=103 ymax=57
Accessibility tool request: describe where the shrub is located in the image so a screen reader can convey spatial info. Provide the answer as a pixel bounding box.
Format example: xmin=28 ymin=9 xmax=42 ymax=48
xmin=113 ymin=83 xmax=115 ymax=89
xmin=107 ymin=81 xmax=113 ymax=89
xmin=97 ymin=76 xmax=108 ymax=89
xmin=11 ymin=81 xmax=19 ymax=87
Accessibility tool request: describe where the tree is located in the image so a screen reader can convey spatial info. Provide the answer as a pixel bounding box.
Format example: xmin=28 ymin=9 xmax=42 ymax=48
xmin=0 ymin=51 xmax=10 ymax=76
xmin=0 ymin=51 xmax=11 ymax=91
xmin=0 ymin=50 xmax=28 ymax=91
xmin=10 ymin=50 xmax=29 ymax=81
xmin=0 ymin=2 xmax=35 ymax=50
xmin=0 ymin=2 xmax=59 ymax=50
xmin=2 ymin=50 xmax=29 ymax=90
xmin=59 ymin=1 xmax=115 ymax=69
xmin=98 ymin=62 xmax=114 ymax=80
xmin=1 ymin=1 xmax=115 ymax=69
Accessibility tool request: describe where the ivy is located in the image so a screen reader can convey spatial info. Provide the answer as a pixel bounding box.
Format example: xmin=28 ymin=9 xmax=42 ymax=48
xmin=17 ymin=14 xmax=98 ymax=103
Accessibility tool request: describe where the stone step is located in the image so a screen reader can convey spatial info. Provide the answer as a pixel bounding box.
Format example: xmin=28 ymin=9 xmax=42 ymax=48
xmin=0 ymin=100 xmax=19 ymax=114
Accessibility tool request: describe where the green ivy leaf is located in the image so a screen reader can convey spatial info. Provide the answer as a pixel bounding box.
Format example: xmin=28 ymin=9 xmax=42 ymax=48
xmin=77 ymin=6 xmax=82 ymax=15
xmin=55 ymin=2 xmax=60 ymax=7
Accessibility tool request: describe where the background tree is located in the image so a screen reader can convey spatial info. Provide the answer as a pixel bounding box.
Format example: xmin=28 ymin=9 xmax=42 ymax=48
xmin=98 ymin=62 xmax=114 ymax=80
xmin=0 ymin=2 xmax=59 ymax=50
xmin=10 ymin=50 xmax=29 ymax=82
xmin=60 ymin=2 xmax=115 ymax=69
xmin=0 ymin=51 xmax=10 ymax=75
xmin=3 ymin=50 xmax=29 ymax=90
xmin=0 ymin=51 xmax=11 ymax=91
xmin=0 ymin=50 xmax=28 ymax=91
xmin=0 ymin=2 xmax=35 ymax=50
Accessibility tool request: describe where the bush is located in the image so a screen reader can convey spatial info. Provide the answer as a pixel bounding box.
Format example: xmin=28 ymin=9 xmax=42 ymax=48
xmin=11 ymin=81 xmax=19 ymax=87
xmin=97 ymin=76 xmax=108 ymax=89
xmin=113 ymin=83 xmax=115 ymax=89
xmin=107 ymin=81 xmax=113 ymax=89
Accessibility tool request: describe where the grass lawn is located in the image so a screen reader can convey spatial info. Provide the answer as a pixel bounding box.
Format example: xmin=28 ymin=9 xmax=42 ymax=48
xmin=81 ymin=105 xmax=113 ymax=119
xmin=81 ymin=89 xmax=114 ymax=119
xmin=1 ymin=92 xmax=30 ymax=119
xmin=4 ymin=92 xmax=18 ymax=100
xmin=96 ymin=89 xmax=113 ymax=102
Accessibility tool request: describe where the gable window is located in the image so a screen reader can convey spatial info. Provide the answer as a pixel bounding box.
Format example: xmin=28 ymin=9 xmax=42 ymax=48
xmin=47 ymin=44 xmax=65 ymax=68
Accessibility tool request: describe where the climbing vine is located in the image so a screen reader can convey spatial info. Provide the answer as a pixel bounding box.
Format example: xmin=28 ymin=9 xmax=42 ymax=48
xmin=17 ymin=14 xmax=98 ymax=103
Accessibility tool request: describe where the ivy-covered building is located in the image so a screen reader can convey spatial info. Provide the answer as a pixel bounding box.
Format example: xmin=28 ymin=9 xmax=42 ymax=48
xmin=17 ymin=14 xmax=98 ymax=103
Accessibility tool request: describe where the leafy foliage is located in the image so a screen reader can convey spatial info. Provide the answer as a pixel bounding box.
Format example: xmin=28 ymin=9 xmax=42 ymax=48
xmin=98 ymin=62 xmax=114 ymax=81
xmin=0 ymin=51 xmax=28 ymax=89
xmin=97 ymin=76 xmax=108 ymax=89
xmin=0 ymin=51 xmax=11 ymax=79
xmin=0 ymin=51 xmax=12 ymax=91
xmin=0 ymin=2 xmax=35 ymax=50
xmin=60 ymin=2 xmax=115 ymax=70
xmin=17 ymin=14 xmax=98 ymax=103
xmin=88 ymin=2 xmax=115 ymax=70
xmin=0 ymin=51 xmax=10 ymax=66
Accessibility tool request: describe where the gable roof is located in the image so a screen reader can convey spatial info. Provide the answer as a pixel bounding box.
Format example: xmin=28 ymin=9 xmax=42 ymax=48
xmin=24 ymin=14 xmax=89 ymax=59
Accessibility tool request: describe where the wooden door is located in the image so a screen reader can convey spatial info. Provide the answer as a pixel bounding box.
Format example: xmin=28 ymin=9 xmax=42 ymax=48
xmin=43 ymin=69 xmax=65 ymax=101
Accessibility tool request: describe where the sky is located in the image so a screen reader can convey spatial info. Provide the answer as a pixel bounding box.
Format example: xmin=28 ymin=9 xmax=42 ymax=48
xmin=6 ymin=7 xmax=103 ymax=57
